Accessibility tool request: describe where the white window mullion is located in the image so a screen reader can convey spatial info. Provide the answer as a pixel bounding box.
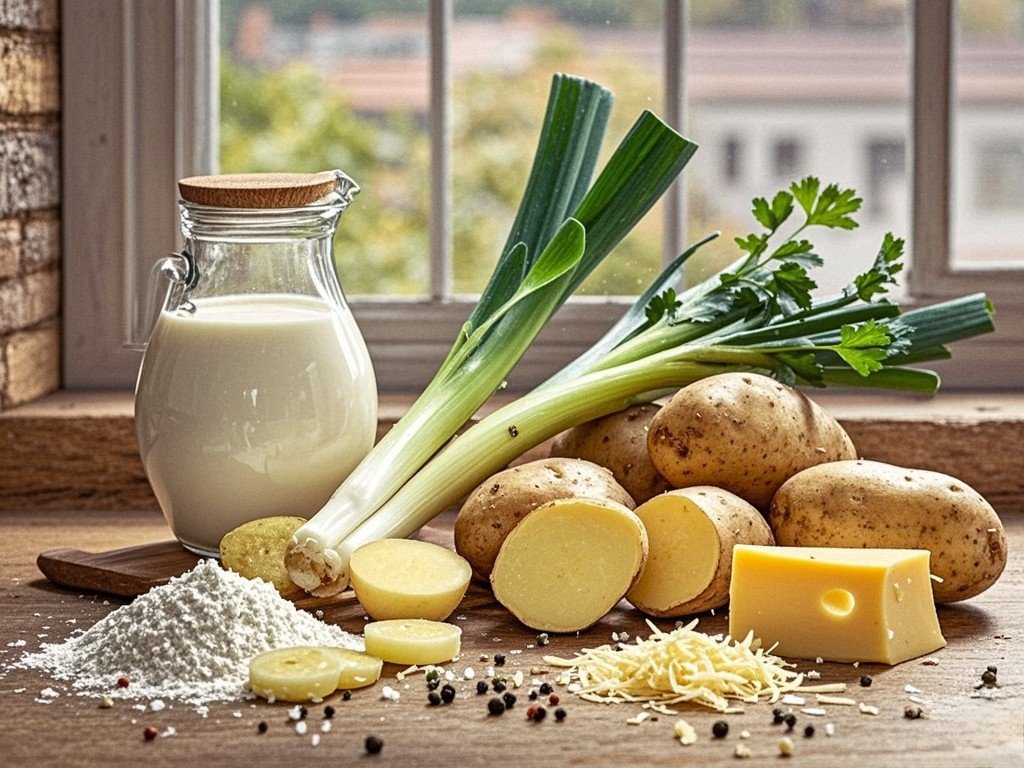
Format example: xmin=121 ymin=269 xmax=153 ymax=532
xmin=662 ymin=0 xmax=687 ymax=266
xmin=428 ymin=0 xmax=453 ymax=302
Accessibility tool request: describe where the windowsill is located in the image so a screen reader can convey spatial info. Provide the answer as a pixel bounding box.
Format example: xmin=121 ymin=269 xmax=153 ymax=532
xmin=2 ymin=389 xmax=1022 ymax=514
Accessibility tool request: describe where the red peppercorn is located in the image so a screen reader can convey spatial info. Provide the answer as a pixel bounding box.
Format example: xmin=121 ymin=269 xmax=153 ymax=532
xmin=526 ymin=705 xmax=538 ymax=720
xmin=548 ymin=694 xmax=560 ymax=706
xmin=143 ymin=726 xmax=158 ymax=741
xmin=117 ymin=676 xmax=130 ymax=688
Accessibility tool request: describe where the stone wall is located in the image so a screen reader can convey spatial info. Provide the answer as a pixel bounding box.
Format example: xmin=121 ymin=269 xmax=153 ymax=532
xmin=0 ymin=0 xmax=60 ymax=410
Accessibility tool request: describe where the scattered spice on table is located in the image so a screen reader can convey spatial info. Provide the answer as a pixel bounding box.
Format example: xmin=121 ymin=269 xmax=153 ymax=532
xmin=365 ymin=734 xmax=384 ymax=754
xmin=143 ymin=726 xmax=158 ymax=741
xmin=860 ymin=675 xmax=873 ymax=687
xmin=488 ymin=698 xmax=505 ymax=716
xmin=257 ymin=721 xmax=268 ymax=734
xmin=712 ymin=720 xmax=729 ymax=738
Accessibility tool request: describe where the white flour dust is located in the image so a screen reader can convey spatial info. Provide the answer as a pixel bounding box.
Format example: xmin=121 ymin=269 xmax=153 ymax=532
xmin=13 ymin=560 xmax=361 ymax=708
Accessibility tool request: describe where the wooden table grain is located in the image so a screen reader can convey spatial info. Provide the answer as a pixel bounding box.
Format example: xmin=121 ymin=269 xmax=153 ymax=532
xmin=0 ymin=509 xmax=1021 ymax=768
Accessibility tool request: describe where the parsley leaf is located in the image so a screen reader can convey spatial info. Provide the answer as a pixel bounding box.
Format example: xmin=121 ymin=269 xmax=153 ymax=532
xmin=832 ymin=319 xmax=891 ymax=375
xmin=644 ymin=288 xmax=682 ymax=325
xmin=854 ymin=232 xmax=905 ymax=300
xmin=772 ymin=262 xmax=817 ymax=312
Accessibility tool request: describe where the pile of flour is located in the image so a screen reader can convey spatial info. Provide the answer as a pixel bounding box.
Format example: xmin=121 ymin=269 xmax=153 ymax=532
xmin=15 ymin=559 xmax=361 ymax=708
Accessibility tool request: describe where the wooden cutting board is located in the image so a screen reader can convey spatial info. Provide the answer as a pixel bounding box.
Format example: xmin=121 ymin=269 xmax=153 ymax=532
xmin=35 ymin=520 xmax=453 ymax=601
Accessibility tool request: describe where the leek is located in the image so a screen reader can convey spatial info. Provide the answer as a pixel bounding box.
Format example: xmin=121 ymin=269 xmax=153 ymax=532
xmin=286 ymin=74 xmax=698 ymax=595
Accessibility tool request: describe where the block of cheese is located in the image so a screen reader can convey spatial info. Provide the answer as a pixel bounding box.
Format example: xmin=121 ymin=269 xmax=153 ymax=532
xmin=728 ymin=546 xmax=945 ymax=664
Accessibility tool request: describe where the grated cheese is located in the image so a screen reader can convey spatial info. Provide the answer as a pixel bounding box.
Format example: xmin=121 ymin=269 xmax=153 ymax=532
xmin=815 ymin=694 xmax=856 ymax=706
xmin=543 ymin=619 xmax=807 ymax=713
xmin=673 ymin=718 xmax=697 ymax=745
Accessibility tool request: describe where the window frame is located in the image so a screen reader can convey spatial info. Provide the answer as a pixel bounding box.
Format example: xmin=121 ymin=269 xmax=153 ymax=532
xmin=62 ymin=0 xmax=1024 ymax=392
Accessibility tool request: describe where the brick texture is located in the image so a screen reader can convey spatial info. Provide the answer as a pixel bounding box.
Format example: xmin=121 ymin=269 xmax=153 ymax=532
xmin=0 ymin=0 xmax=60 ymax=410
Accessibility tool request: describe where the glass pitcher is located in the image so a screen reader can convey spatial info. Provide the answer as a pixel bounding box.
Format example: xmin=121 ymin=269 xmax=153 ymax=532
xmin=134 ymin=171 xmax=378 ymax=557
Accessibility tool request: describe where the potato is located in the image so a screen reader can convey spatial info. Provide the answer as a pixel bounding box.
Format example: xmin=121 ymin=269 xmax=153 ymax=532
xmin=648 ymin=373 xmax=856 ymax=510
xmin=490 ymin=497 xmax=648 ymax=632
xmin=219 ymin=515 xmax=306 ymax=595
xmin=550 ymin=404 xmax=673 ymax=504
xmin=454 ymin=457 xmax=635 ymax=579
xmin=363 ymin=619 xmax=462 ymax=666
xmin=626 ymin=487 xmax=774 ymax=617
xmin=349 ymin=539 xmax=472 ymax=622
xmin=769 ymin=460 xmax=1008 ymax=603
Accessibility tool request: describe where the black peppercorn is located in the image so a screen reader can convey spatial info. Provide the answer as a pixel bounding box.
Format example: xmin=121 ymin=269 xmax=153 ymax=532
xmin=428 ymin=691 xmax=442 ymax=706
xmin=539 ymin=683 xmax=553 ymax=695
xmin=528 ymin=690 xmax=539 ymax=701
xmin=502 ymin=692 xmax=516 ymax=709
xmin=986 ymin=664 xmax=998 ymax=674
xmin=427 ymin=678 xmax=440 ymax=691
xmin=476 ymin=680 xmax=488 ymax=695
xmin=803 ymin=725 xmax=815 ymax=738
xmin=712 ymin=720 xmax=728 ymax=738
xmin=323 ymin=705 xmax=335 ymax=719
xmin=859 ymin=675 xmax=873 ymax=687
xmin=492 ymin=680 xmax=507 ymax=694
xmin=554 ymin=707 xmax=566 ymax=721
xmin=257 ymin=721 xmax=268 ymax=734
xmin=533 ymin=706 xmax=547 ymax=722
xmin=772 ymin=707 xmax=785 ymax=724
xmin=981 ymin=670 xmax=998 ymax=686
xmin=365 ymin=734 xmax=384 ymax=755
xmin=494 ymin=653 xmax=506 ymax=667
xmin=440 ymin=684 xmax=456 ymax=704
xmin=298 ymin=705 xmax=308 ymax=720
xmin=342 ymin=690 xmax=352 ymax=701
xmin=784 ymin=714 xmax=797 ymax=730
xmin=487 ymin=698 xmax=505 ymax=716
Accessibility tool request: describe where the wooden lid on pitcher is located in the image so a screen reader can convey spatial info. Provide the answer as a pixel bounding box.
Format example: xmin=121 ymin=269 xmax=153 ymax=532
xmin=178 ymin=171 xmax=339 ymax=209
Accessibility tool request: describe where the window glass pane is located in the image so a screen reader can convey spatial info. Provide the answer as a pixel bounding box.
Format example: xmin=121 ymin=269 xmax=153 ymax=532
xmin=686 ymin=1 xmax=910 ymax=298
xmin=952 ymin=0 xmax=1024 ymax=267
xmin=451 ymin=1 xmax=665 ymax=296
xmin=219 ymin=1 xmax=430 ymax=296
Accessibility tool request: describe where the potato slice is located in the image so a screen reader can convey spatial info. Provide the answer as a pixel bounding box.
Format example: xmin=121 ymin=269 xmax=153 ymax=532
xmin=350 ymin=539 xmax=471 ymax=621
xmin=220 ymin=516 xmax=306 ymax=595
xmin=490 ymin=498 xmax=648 ymax=632
xmin=363 ymin=619 xmax=462 ymax=665
xmin=249 ymin=646 xmax=344 ymax=702
xmin=327 ymin=648 xmax=383 ymax=689
xmin=626 ymin=487 xmax=774 ymax=617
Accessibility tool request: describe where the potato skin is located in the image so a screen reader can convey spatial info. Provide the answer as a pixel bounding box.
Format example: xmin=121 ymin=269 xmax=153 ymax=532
xmin=648 ymin=373 xmax=856 ymax=510
xmin=550 ymin=404 xmax=672 ymax=504
xmin=627 ymin=487 xmax=774 ymax=617
xmin=454 ymin=458 xmax=635 ymax=580
xmin=769 ymin=460 xmax=1008 ymax=603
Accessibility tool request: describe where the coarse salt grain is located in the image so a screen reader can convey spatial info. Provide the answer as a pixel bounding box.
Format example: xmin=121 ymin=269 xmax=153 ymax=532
xmin=10 ymin=560 xmax=361 ymax=710
xmin=295 ymin=721 xmax=308 ymax=735
xmin=824 ymin=723 xmax=835 ymax=737
xmin=781 ymin=694 xmax=805 ymax=706
xmin=311 ymin=734 xmax=320 ymax=747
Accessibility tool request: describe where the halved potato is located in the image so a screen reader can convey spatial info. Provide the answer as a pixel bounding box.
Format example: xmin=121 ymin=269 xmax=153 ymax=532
xmin=490 ymin=497 xmax=648 ymax=632
xmin=626 ymin=487 xmax=774 ymax=617
xmin=220 ymin=516 xmax=306 ymax=594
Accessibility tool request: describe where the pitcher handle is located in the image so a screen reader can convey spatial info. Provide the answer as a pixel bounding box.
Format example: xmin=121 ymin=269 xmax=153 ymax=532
xmin=124 ymin=250 xmax=198 ymax=351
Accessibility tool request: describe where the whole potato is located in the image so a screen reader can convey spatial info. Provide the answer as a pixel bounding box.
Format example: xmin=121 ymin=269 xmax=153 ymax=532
xmin=769 ymin=459 xmax=1008 ymax=603
xmin=648 ymin=373 xmax=856 ymax=510
xmin=454 ymin=457 xmax=635 ymax=579
xmin=550 ymin=404 xmax=672 ymax=504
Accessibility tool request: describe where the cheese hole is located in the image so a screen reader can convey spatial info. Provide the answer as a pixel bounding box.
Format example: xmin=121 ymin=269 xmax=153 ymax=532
xmin=821 ymin=589 xmax=855 ymax=617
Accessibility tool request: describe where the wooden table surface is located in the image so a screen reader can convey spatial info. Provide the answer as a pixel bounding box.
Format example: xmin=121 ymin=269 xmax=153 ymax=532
xmin=0 ymin=509 xmax=1021 ymax=768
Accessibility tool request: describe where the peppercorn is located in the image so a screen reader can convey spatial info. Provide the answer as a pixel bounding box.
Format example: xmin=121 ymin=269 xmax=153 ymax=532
xmin=526 ymin=705 xmax=537 ymax=720
xmin=803 ymin=725 xmax=815 ymax=738
xmin=428 ymin=691 xmax=442 ymax=706
xmin=981 ymin=670 xmax=998 ymax=686
xmin=904 ymin=705 xmax=925 ymax=720
xmin=365 ymin=734 xmax=384 ymax=755
xmin=554 ymin=707 xmax=566 ymax=722
xmin=117 ymin=676 xmax=130 ymax=688
xmin=494 ymin=653 xmax=506 ymax=667
xmin=534 ymin=706 xmax=547 ymax=722
xmin=528 ymin=690 xmax=539 ymax=701
xmin=427 ymin=678 xmax=440 ymax=691
xmin=342 ymin=690 xmax=352 ymax=701
xmin=492 ymin=680 xmax=507 ymax=694
xmin=772 ymin=707 xmax=785 ymax=724
xmin=476 ymin=680 xmax=488 ymax=695
xmin=784 ymin=714 xmax=797 ymax=731
xmin=539 ymin=682 xmax=553 ymax=695
xmin=488 ymin=698 xmax=505 ymax=716
xmin=440 ymin=684 xmax=456 ymax=704
xmin=712 ymin=720 xmax=729 ymax=738
xmin=537 ymin=633 xmax=549 ymax=646
xmin=859 ymin=675 xmax=873 ymax=687
xmin=502 ymin=692 xmax=516 ymax=709
xmin=548 ymin=693 xmax=560 ymax=706
xmin=143 ymin=726 xmax=158 ymax=741
xmin=986 ymin=665 xmax=998 ymax=674
xmin=257 ymin=721 xmax=268 ymax=734
xmin=298 ymin=705 xmax=308 ymax=720
xmin=324 ymin=705 xmax=335 ymax=719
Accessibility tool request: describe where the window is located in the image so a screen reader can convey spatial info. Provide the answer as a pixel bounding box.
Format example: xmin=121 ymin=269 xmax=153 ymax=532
xmin=62 ymin=0 xmax=1024 ymax=392
xmin=973 ymin=140 xmax=1024 ymax=212
xmin=772 ymin=139 xmax=801 ymax=180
